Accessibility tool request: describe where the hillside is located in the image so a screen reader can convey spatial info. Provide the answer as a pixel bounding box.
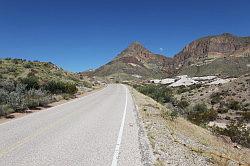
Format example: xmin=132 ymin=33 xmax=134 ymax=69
xmin=82 ymin=33 xmax=250 ymax=80
xmin=0 ymin=58 xmax=79 ymax=83
xmin=131 ymin=87 xmax=250 ymax=165
xmin=174 ymin=33 xmax=250 ymax=77
xmin=173 ymin=33 xmax=250 ymax=68
xmin=0 ymin=58 xmax=93 ymax=118
xmin=87 ymin=42 xmax=172 ymax=80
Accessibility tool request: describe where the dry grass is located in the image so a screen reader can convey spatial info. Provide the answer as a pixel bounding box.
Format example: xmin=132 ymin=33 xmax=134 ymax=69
xmin=130 ymin=86 xmax=250 ymax=165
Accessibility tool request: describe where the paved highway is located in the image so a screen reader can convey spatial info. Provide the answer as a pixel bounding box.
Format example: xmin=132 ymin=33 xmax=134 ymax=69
xmin=0 ymin=84 xmax=142 ymax=166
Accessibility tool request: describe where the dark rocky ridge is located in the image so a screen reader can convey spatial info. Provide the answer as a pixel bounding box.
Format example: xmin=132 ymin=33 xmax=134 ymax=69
xmin=173 ymin=33 xmax=250 ymax=68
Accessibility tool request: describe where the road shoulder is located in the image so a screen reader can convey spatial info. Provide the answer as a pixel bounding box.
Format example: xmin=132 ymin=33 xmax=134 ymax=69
xmin=129 ymin=86 xmax=250 ymax=166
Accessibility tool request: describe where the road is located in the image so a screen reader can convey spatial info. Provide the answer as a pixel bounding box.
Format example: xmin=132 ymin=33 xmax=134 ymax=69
xmin=0 ymin=84 xmax=142 ymax=166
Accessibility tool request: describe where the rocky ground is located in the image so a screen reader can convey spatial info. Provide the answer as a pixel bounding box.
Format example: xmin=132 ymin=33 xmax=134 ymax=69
xmin=174 ymin=74 xmax=250 ymax=128
xmin=130 ymin=87 xmax=250 ymax=166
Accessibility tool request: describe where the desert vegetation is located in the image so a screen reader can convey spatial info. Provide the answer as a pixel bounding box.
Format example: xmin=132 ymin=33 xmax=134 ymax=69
xmin=0 ymin=77 xmax=78 ymax=117
xmin=134 ymin=84 xmax=173 ymax=104
xmin=133 ymin=81 xmax=250 ymax=148
xmin=212 ymin=120 xmax=250 ymax=148
xmin=0 ymin=58 xmax=93 ymax=118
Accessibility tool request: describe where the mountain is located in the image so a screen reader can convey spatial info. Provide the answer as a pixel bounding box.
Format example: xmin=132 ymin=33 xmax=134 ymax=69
xmin=175 ymin=33 xmax=250 ymax=76
xmin=87 ymin=42 xmax=172 ymax=80
xmin=81 ymin=33 xmax=250 ymax=80
xmin=174 ymin=33 xmax=250 ymax=66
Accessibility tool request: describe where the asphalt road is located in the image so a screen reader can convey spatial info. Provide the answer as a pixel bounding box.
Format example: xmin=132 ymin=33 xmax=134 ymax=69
xmin=0 ymin=84 xmax=142 ymax=166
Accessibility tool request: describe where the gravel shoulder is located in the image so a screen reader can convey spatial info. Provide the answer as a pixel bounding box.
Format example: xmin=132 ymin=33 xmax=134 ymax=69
xmin=129 ymin=86 xmax=250 ymax=166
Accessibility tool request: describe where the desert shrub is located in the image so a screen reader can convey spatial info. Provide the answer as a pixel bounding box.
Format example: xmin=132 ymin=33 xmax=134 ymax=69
xmin=82 ymin=81 xmax=92 ymax=88
xmin=0 ymin=89 xmax=9 ymax=103
xmin=62 ymin=93 xmax=73 ymax=100
xmin=0 ymin=79 xmax=15 ymax=92
xmin=0 ymin=104 xmax=14 ymax=116
xmin=176 ymin=85 xmax=189 ymax=94
xmin=23 ymin=63 xmax=33 ymax=68
xmin=243 ymin=103 xmax=250 ymax=108
xmin=21 ymin=76 xmax=40 ymax=90
xmin=64 ymin=82 xmax=78 ymax=94
xmin=7 ymin=66 xmax=16 ymax=72
xmin=189 ymin=84 xmax=202 ymax=90
xmin=187 ymin=103 xmax=218 ymax=125
xmin=7 ymin=84 xmax=27 ymax=111
xmin=170 ymin=110 xmax=179 ymax=121
xmin=136 ymin=84 xmax=173 ymax=103
xmin=227 ymin=100 xmax=242 ymax=110
xmin=240 ymin=112 xmax=250 ymax=122
xmin=217 ymin=108 xmax=228 ymax=114
xmin=212 ymin=120 xmax=250 ymax=148
xmin=26 ymin=89 xmax=51 ymax=108
xmin=177 ymin=100 xmax=189 ymax=109
xmin=44 ymin=80 xmax=77 ymax=94
xmin=12 ymin=58 xmax=24 ymax=64
xmin=210 ymin=92 xmax=222 ymax=105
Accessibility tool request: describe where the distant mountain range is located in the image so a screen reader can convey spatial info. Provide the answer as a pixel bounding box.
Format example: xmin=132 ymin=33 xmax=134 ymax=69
xmin=80 ymin=33 xmax=250 ymax=80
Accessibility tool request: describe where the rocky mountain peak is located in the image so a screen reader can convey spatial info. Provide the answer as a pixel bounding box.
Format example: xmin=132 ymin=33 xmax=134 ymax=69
xmin=125 ymin=41 xmax=151 ymax=54
xmin=127 ymin=41 xmax=145 ymax=49
xmin=117 ymin=41 xmax=153 ymax=60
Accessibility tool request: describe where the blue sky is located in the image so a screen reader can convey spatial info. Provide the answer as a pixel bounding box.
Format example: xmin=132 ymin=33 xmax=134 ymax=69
xmin=0 ymin=0 xmax=249 ymax=72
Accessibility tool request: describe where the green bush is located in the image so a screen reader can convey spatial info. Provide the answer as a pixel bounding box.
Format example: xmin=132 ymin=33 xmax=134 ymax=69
xmin=240 ymin=112 xmax=250 ymax=122
xmin=177 ymin=100 xmax=189 ymax=109
xmin=227 ymin=100 xmax=242 ymax=110
xmin=26 ymin=89 xmax=51 ymax=108
xmin=44 ymin=80 xmax=77 ymax=94
xmin=12 ymin=58 xmax=24 ymax=64
xmin=217 ymin=108 xmax=228 ymax=114
xmin=135 ymin=84 xmax=173 ymax=104
xmin=21 ymin=76 xmax=40 ymax=90
xmin=6 ymin=84 xmax=27 ymax=111
xmin=62 ymin=93 xmax=72 ymax=100
xmin=170 ymin=110 xmax=178 ymax=121
xmin=187 ymin=103 xmax=218 ymax=125
xmin=82 ymin=81 xmax=92 ymax=88
xmin=189 ymin=84 xmax=202 ymax=90
xmin=0 ymin=89 xmax=9 ymax=103
xmin=0 ymin=104 xmax=14 ymax=116
xmin=0 ymin=79 xmax=15 ymax=92
xmin=210 ymin=92 xmax=222 ymax=105
xmin=212 ymin=120 xmax=250 ymax=148
xmin=7 ymin=66 xmax=16 ymax=73
xmin=23 ymin=63 xmax=33 ymax=68
xmin=176 ymin=85 xmax=189 ymax=94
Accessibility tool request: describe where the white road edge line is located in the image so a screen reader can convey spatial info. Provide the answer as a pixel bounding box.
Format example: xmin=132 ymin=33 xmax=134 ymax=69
xmin=111 ymin=85 xmax=128 ymax=166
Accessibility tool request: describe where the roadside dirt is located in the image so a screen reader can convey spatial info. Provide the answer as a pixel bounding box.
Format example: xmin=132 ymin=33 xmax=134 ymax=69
xmin=130 ymin=86 xmax=250 ymax=166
